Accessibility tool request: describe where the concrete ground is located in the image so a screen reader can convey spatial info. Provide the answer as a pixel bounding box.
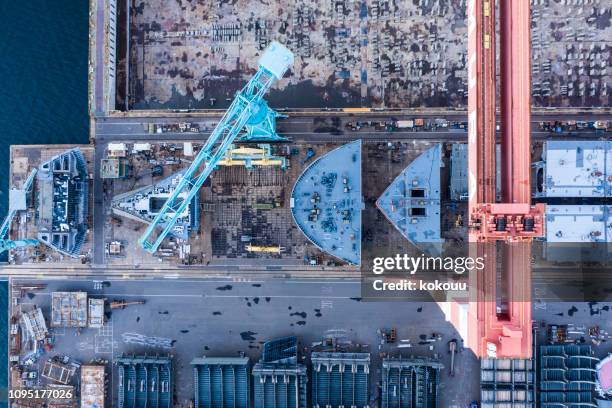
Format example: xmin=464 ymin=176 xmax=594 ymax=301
xmin=533 ymin=301 xmax=612 ymax=359
xmin=14 ymin=278 xmax=481 ymax=408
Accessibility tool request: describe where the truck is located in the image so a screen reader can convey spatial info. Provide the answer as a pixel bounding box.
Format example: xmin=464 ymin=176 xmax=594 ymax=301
xmin=395 ymin=120 xmax=414 ymax=129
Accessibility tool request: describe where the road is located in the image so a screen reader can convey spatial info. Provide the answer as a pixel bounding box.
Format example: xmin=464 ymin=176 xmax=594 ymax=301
xmin=94 ymin=113 xmax=611 ymax=143
xmin=3 ymin=264 xmax=611 ymax=302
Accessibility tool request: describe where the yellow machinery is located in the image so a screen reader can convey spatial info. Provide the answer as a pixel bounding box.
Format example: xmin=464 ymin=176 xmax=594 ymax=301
xmin=245 ymin=244 xmax=285 ymax=254
xmin=217 ymin=144 xmax=287 ymax=169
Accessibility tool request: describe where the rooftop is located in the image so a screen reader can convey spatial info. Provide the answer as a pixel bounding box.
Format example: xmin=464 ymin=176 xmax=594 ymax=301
xmin=544 ymin=205 xmax=611 ymax=262
xmin=191 ymin=357 xmax=250 ymax=408
xmin=546 ymin=205 xmax=610 ymax=243
xmin=290 ymin=140 xmax=362 ymax=265
xmin=311 ymin=352 xmax=370 ymax=408
xmin=540 ymin=344 xmax=599 ymax=407
xmin=116 ymin=355 xmax=173 ymax=408
xmin=534 ymin=141 xmax=611 ymax=198
xmin=376 ymin=144 xmax=442 ymax=253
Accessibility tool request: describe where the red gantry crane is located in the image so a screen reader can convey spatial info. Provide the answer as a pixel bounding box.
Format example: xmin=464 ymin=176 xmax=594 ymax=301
xmin=465 ymin=0 xmax=545 ymax=358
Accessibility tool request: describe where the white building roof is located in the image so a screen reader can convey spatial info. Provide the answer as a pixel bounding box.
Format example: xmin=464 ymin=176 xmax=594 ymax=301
xmin=546 ymin=205 xmax=609 ymax=243
xmin=541 ymin=141 xmax=609 ymax=197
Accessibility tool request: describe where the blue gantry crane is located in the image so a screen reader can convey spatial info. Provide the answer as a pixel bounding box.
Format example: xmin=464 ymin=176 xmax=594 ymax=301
xmin=139 ymin=41 xmax=294 ymax=253
xmin=1 ymin=168 xmax=39 ymax=254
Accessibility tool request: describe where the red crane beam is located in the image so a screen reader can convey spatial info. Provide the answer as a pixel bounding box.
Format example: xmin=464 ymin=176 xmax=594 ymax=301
xmin=463 ymin=0 xmax=545 ymax=359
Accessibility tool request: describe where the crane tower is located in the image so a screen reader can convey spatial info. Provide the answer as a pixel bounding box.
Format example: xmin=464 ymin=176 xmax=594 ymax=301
xmin=139 ymin=42 xmax=294 ymax=253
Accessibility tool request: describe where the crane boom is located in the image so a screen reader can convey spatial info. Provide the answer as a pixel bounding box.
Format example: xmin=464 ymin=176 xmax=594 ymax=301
xmin=1 ymin=168 xmax=38 ymax=254
xmin=465 ymin=0 xmax=545 ymax=359
xmin=139 ymin=42 xmax=294 ymax=253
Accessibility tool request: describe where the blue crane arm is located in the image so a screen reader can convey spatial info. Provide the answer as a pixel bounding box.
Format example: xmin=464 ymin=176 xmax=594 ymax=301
xmin=139 ymin=42 xmax=294 ymax=253
xmin=1 ymin=168 xmax=38 ymax=239
xmin=0 ymin=210 xmax=16 ymax=240
xmin=1 ymin=168 xmax=39 ymax=253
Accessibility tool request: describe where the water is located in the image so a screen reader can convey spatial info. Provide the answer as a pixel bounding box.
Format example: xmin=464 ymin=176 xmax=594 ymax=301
xmin=0 ymin=1 xmax=90 ymax=404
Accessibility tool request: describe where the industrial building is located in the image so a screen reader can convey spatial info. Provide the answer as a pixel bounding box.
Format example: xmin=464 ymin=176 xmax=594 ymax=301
xmin=291 ymin=140 xmax=362 ymax=265
xmin=544 ymin=205 xmax=611 ymax=262
xmin=252 ymin=337 xmax=308 ymax=408
xmin=377 ymin=144 xmax=442 ymax=253
xmin=533 ymin=141 xmax=611 ymax=198
xmin=112 ymin=169 xmax=200 ymax=241
xmin=480 ymin=358 xmax=535 ymax=407
xmin=80 ymin=365 xmax=106 ymax=408
xmin=311 ymin=352 xmax=370 ymax=408
xmin=51 ymin=292 xmax=88 ymax=328
xmin=36 ymin=148 xmax=89 ymax=257
xmin=117 ymin=355 xmax=173 ymax=408
xmin=540 ymin=345 xmax=599 ymax=406
xmin=381 ymin=358 xmax=442 ymax=408
xmin=191 ymin=357 xmax=251 ymax=408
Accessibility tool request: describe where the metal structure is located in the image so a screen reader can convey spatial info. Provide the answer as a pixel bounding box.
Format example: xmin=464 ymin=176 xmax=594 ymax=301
xmin=0 ymin=168 xmax=38 ymax=253
xmin=252 ymin=364 xmax=308 ymax=408
xmin=112 ymin=169 xmax=200 ymax=241
xmin=311 ymin=352 xmax=370 ymax=408
xmin=245 ymin=244 xmax=285 ymax=254
xmin=191 ymin=357 xmax=251 ymax=408
xmin=290 ymin=140 xmax=362 ymax=265
xmin=465 ymin=0 xmax=545 ymax=359
xmin=261 ymin=336 xmax=299 ymax=365
xmin=480 ymin=358 xmax=535 ymax=406
xmin=252 ymin=337 xmax=308 ymax=408
xmin=21 ymin=307 xmax=48 ymax=341
xmin=540 ymin=345 xmax=599 ymax=406
xmin=51 ymin=291 xmax=88 ymax=328
xmin=376 ymin=144 xmax=442 ymax=254
xmin=117 ymin=355 xmax=173 ymax=408
xmin=381 ymin=358 xmax=442 ymax=408
xmin=139 ymin=41 xmax=294 ymax=253
xmin=218 ymin=144 xmax=287 ymax=169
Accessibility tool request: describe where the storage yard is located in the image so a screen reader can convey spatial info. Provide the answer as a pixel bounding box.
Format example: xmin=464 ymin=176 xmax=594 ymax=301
xmin=123 ymin=0 xmax=611 ymax=109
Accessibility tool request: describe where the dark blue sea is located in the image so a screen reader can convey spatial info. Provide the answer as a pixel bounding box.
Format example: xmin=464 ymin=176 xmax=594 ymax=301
xmin=0 ymin=1 xmax=89 ymax=404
